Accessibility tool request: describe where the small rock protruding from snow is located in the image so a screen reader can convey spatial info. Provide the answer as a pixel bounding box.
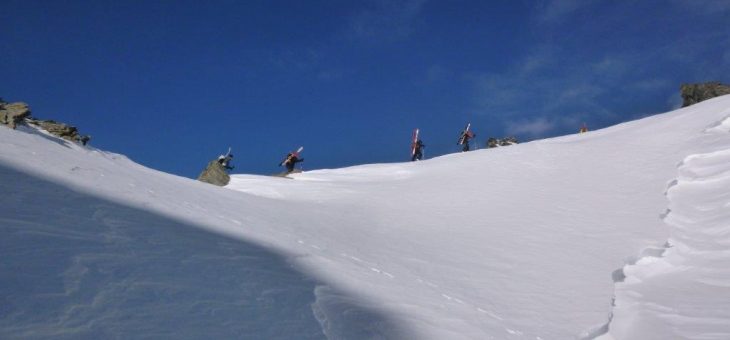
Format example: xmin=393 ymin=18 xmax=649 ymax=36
xmin=198 ymin=159 xmax=231 ymax=186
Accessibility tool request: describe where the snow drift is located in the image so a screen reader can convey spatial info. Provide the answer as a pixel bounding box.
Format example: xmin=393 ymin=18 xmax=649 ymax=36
xmin=1 ymin=95 xmax=729 ymax=339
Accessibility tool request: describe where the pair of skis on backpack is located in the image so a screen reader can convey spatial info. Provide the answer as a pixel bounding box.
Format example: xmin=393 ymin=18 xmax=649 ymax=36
xmin=219 ymin=146 xmax=305 ymax=176
xmin=409 ymin=123 xmax=475 ymax=160
xmin=277 ymin=146 xmax=304 ymax=176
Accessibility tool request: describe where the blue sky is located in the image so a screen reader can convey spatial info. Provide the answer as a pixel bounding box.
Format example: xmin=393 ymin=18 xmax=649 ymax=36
xmin=2 ymin=0 xmax=729 ymax=177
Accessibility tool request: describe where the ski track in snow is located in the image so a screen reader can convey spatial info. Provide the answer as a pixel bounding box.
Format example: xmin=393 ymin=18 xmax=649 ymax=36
xmin=299 ymin=238 xmax=529 ymax=338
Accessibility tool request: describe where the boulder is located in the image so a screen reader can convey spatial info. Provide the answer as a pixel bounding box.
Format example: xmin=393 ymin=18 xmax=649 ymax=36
xmin=680 ymin=82 xmax=730 ymax=107
xmin=197 ymin=160 xmax=230 ymax=186
xmin=0 ymin=102 xmax=31 ymax=129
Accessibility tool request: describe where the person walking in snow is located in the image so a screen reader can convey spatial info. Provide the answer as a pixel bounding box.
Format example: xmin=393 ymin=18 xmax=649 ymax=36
xmin=460 ymin=130 xmax=475 ymax=152
xmin=579 ymin=123 xmax=588 ymax=133
xmin=412 ymin=139 xmax=425 ymax=161
xmin=218 ymin=153 xmax=234 ymax=171
xmin=281 ymin=153 xmax=303 ymax=173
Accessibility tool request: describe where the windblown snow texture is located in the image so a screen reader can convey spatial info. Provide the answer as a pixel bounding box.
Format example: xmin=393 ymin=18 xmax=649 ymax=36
xmin=603 ymin=115 xmax=730 ymax=339
xmin=1 ymin=95 xmax=730 ymax=339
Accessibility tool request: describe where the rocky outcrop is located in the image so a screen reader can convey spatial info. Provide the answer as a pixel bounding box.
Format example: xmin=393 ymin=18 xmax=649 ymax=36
xmin=28 ymin=119 xmax=81 ymax=141
xmin=197 ymin=160 xmax=230 ymax=186
xmin=0 ymin=101 xmax=31 ymax=129
xmin=680 ymin=82 xmax=730 ymax=107
xmin=487 ymin=137 xmax=518 ymax=148
xmin=1 ymin=99 xmax=91 ymax=144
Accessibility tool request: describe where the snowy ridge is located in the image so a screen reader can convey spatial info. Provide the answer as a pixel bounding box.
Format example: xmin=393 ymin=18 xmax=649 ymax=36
xmin=2 ymin=95 xmax=730 ymax=339
xmin=603 ymin=113 xmax=730 ymax=339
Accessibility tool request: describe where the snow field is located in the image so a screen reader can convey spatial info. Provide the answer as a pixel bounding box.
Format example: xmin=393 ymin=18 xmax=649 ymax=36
xmin=605 ymin=113 xmax=730 ymax=339
xmin=1 ymin=95 xmax=729 ymax=339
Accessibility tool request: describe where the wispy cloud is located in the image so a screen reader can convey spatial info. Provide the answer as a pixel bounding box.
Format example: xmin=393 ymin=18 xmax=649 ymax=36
xmin=467 ymin=48 xmax=632 ymax=138
xmin=517 ymin=45 xmax=557 ymax=75
xmin=422 ymin=64 xmax=452 ymax=84
xmin=505 ymin=117 xmax=556 ymax=137
xmin=669 ymin=0 xmax=730 ymax=14
xmin=470 ymin=51 xmax=620 ymax=114
xmin=536 ymin=0 xmax=599 ymax=24
xmin=466 ymin=0 xmax=728 ymax=140
xmin=591 ymin=57 xmax=629 ymax=76
xmin=631 ymin=79 xmax=672 ymax=92
xmin=556 ymin=84 xmax=604 ymax=103
xmin=520 ymin=54 xmax=550 ymax=74
xmin=667 ymin=93 xmax=684 ymax=110
xmin=349 ymin=0 xmax=427 ymax=42
xmin=317 ymin=69 xmax=345 ymax=81
xmin=270 ymin=47 xmax=324 ymax=72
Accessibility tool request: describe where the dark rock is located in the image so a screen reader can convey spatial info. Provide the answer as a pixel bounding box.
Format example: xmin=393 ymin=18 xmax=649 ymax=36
xmin=1 ymin=100 xmax=89 ymax=144
xmin=680 ymin=82 xmax=730 ymax=107
xmin=0 ymin=102 xmax=31 ymax=129
xmin=487 ymin=136 xmax=519 ymax=148
xmin=198 ymin=160 xmax=230 ymax=186
xmin=28 ymin=119 xmax=81 ymax=142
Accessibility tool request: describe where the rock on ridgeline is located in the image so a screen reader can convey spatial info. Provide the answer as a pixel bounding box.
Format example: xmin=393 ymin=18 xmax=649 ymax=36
xmin=680 ymin=82 xmax=730 ymax=107
xmin=0 ymin=101 xmax=31 ymax=129
xmin=197 ymin=160 xmax=230 ymax=186
xmin=487 ymin=136 xmax=519 ymax=148
xmin=28 ymin=119 xmax=81 ymax=141
xmin=1 ymin=99 xmax=90 ymax=144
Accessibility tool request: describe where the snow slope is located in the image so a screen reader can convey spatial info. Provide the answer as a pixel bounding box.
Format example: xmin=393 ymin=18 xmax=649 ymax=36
xmin=603 ymin=113 xmax=730 ymax=339
xmin=1 ymin=95 xmax=729 ymax=339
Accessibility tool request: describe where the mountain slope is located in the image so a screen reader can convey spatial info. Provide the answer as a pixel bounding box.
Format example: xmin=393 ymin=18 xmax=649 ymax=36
xmin=604 ymin=114 xmax=730 ymax=339
xmin=1 ymin=95 xmax=729 ymax=339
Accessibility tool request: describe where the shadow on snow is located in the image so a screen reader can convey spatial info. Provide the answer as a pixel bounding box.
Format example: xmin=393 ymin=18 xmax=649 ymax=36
xmin=0 ymin=164 xmax=406 ymax=339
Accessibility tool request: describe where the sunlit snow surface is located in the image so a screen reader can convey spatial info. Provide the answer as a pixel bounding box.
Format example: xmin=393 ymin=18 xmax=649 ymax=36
xmin=1 ymin=96 xmax=729 ymax=339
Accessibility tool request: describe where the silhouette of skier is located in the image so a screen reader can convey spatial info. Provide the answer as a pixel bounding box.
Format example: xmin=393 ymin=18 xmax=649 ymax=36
xmin=412 ymin=139 xmax=425 ymax=161
xmin=459 ymin=130 xmax=475 ymax=152
xmin=218 ymin=153 xmax=234 ymax=171
xmin=280 ymin=152 xmax=303 ymax=173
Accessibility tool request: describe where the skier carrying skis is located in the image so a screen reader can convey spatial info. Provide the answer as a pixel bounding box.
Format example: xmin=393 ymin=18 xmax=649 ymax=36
xmin=218 ymin=153 xmax=234 ymax=171
xmin=459 ymin=129 xmax=475 ymax=152
xmin=280 ymin=152 xmax=303 ymax=173
xmin=579 ymin=123 xmax=588 ymax=133
xmin=412 ymin=139 xmax=425 ymax=161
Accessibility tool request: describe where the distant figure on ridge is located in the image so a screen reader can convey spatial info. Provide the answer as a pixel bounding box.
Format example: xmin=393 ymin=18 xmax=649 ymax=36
xmin=279 ymin=146 xmax=304 ymax=173
xmin=78 ymin=135 xmax=91 ymax=146
xmin=412 ymin=139 xmax=425 ymax=161
xmin=457 ymin=123 xmax=475 ymax=152
xmin=218 ymin=148 xmax=234 ymax=171
xmin=579 ymin=123 xmax=588 ymax=134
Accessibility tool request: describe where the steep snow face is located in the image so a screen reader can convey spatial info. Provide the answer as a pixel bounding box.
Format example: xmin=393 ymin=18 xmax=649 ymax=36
xmin=604 ymin=115 xmax=730 ymax=339
xmin=1 ymin=95 xmax=729 ymax=339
